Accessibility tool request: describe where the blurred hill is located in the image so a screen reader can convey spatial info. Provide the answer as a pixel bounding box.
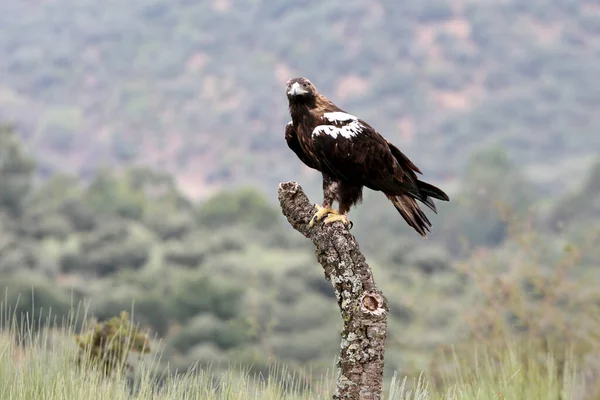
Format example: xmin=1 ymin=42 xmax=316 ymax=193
xmin=1 ymin=0 xmax=599 ymax=198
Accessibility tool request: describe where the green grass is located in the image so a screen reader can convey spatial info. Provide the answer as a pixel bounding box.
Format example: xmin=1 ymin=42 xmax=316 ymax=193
xmin=0 ymin=309 xmax=583 ymax=400
xmin=435 ymin=343 xmax=580 ymax=400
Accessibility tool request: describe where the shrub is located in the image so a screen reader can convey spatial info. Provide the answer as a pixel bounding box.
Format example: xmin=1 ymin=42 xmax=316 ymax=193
xmin=75 ymin=311 xmax=151 ymax=376
xmin=163 ymin=243 xmax=205 ymax=268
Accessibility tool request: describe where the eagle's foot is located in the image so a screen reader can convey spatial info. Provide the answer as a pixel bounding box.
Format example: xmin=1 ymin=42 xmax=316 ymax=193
xmin=322 ymin=214 xmax=353 ymax=229
xmin=309 ymin=204 xmax=338 ymax=227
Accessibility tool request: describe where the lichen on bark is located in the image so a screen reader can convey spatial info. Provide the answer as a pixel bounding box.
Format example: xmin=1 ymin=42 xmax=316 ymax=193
xmin=277 ymin=181 xmax=389 ymax=400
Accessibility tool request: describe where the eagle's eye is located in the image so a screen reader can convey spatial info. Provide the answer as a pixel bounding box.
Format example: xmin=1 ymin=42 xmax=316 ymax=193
xmin=302 ymin=82 xmax=309 ymax=88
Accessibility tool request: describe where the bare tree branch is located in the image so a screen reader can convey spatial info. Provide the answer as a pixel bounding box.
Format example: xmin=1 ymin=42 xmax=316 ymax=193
xmin=278 ymin=181 xmax=389 ymax=400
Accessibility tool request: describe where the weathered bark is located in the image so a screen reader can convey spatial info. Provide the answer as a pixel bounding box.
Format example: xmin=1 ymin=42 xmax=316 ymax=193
xmin=277 ymin=181 xmax=389 ymax=400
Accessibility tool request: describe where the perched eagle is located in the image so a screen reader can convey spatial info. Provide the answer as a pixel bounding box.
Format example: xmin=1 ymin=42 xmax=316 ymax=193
xmin=284 ymin=77 xmax=449 ymax=237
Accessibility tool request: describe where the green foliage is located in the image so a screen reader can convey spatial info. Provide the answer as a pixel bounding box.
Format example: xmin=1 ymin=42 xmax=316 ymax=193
xmin=19 ymin=209 xmax=72 ymax=240
xmin=163 ymin=241 xmax=205 ymax=268
xmin=438 ymin=146 xmax=537 ymax=253
xmin=168 ymin=271 xmax=243 ymax=322
xmin=197 ymin=188 xmax=280 ymax=229
xmin=0 ymin=273 xmax=74 ymax=327
xmin=145 ymin=211 xmax=193 ymax=240
xmin=405 ymin=245 xmax=452 ymax=275
xmin=461 ymin=147 xmax=535 ymax=209
xmin=549 ymin=160 xmax=600 ymax=230
xmin=59 ymin=199 xmax=98 ymax=231
xmin=0 ymin=124 xmax=35 ymax=215
xmin=85 ymin=169 xmax=148 ymax=220
xmin=0 ymin=235 xmax=39 ymax=273
xmin=75 ymin=311 xmax=151 ymax=376
xmin=169 ymin=314 xmax=251 ymax=353
xmin=61 ymin=222 xmax=151 ymax=276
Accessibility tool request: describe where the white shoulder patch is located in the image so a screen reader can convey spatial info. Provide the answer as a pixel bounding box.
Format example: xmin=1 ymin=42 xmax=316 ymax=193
xmin=286 ymin=120 xmax=293 ymax=127
xmin=323 ymin=111 xmax=358 ymax=123
xmin=312 ymin=120 xmax=364 ymax=139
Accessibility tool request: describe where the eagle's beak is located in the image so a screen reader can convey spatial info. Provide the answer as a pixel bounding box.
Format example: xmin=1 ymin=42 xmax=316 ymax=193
xmin=287 ymin=82 xmax=305 ymax=96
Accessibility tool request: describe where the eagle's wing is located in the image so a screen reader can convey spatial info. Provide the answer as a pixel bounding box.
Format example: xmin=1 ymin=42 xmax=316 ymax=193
xmin=385 ymin=139 xmax=422 ymax=176
xmin=311 ymin=111 xmax=449 ymax=236
xmin=311 ymin=111 xmax=420 ymax=194
xmin=285 ymin=121 xmax=319 ymax=170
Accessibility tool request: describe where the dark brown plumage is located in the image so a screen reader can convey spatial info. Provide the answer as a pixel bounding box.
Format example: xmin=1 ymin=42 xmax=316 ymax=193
xmin=284 ymin=77 xmax=449 ymax=237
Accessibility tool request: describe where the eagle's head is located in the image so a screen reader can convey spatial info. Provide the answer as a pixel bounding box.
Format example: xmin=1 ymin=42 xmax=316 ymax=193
xmin=286 ymin=77 xmax=317 ymax=100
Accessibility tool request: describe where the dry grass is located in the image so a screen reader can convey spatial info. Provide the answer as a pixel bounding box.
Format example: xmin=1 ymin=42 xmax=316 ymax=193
xmin=0 ymin=296 xmax=584 ymax=400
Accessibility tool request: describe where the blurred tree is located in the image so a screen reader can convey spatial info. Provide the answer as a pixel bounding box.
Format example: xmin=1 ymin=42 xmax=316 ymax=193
xmin=0 ymin=236 xmax=38 ymax=273
xmin=196 ymin=187 xmax=280 ymax=230
xmin=168 ymin=270 xmax=243 ymax=322
xmin=0 ymin=272 xmax=73 ymax=327
xmin=440 ymin=146 xmax=537 ymax=252
xmin=0 ymin=124 xmax=35 ymax=215
xmin=60 ymin=220 xmax=151 ymax=276
xmin=168 ymin=314 xmax=251 ymax=353
xmin=163 ymin=241 xmax=205 ymax=268
xmin=406 ymin=244 xmax=452 ymax=275
xmin=145 ymin=211 xmax=194 ymax=240
xmin=125 ymin=167 xmax=190 ymax=208
xmin=81 ymin=239 xmax=149 ymax=276
xmin=59 ymin=199 xmax=98 ymax=232
xmin=461 ymin=146 xmax=535 ymax=210
xmin=18 ymin=210 xmax=72 ymax=240
xmin=85 ymin=168 xmax=147 ymax=220
xmin=549 ymin=160 xmax=600 ymax=231
xmin=30 ymin=173 xmax=82 ymax=208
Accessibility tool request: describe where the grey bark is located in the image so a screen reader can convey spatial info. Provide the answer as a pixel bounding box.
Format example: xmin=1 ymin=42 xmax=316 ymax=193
xmin=277 ymin=181 xmax=389 ymax=400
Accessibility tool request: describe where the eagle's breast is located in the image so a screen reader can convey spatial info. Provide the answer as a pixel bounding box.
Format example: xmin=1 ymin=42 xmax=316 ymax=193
xmin=294 ymin=118 xmax=319 ymax=163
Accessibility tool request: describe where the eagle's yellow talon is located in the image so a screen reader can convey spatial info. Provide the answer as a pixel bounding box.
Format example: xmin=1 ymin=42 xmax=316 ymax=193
xmin=322 ymin=214 xmax=352 ymax=228
xmin=309 ymin=204 xmax=338 ymax=227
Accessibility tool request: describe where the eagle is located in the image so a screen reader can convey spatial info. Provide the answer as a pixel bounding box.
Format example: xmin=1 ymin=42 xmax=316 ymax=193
xmin=284 ymin=77 xmax=449 ymax=237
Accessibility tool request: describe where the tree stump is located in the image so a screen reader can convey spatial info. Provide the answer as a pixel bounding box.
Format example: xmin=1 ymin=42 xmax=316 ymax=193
xmin=278 ymin=181 xmax=389 ymax=400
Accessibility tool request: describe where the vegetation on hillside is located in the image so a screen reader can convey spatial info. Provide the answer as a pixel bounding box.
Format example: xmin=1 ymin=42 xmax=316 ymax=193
xmin=1 ymin=123 xmax=599 ymax=391
xmin=1 ymin=0 xmax=599 ymax=396
xmin=0 ymin=0 xmax=599 ymax=195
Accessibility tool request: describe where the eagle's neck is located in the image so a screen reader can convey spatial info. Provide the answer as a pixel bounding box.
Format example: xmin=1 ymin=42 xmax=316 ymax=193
xmin=288 ymin=94 xmax=338 ymax=125
xmin=289 ymin=107 xmax=308 ymax=125
xmin=289 ymin=96 xmax=316 ymax=117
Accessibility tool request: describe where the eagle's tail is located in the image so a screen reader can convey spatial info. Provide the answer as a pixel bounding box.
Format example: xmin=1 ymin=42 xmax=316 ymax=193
xmin=389 ymin=177 xmax=449 ymax=213
xmin=386 ymin=193 xmax=432 ymax=238
xmin=417 ymin=180 xmax=450 ymax=202
xmin=415 ymin=180 xmax=450 ymax=213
